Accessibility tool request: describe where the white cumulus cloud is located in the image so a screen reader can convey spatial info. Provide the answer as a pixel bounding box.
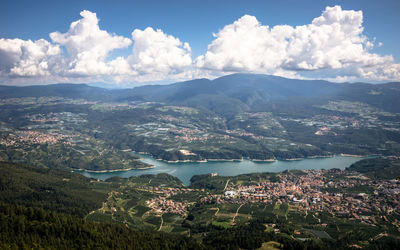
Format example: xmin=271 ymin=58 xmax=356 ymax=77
xmin=196 ymin=15 xmax=289 ymax=72
xmin=50 ymin=10 xmax=132 ymax=75
xmin=108 ymin=27 xmax=193 ymax=82
xmin=196 ymin=5 xmax=400 ymax=81
xmin=0 ymin=38 xmax=61 ymax=76
xmin=48 ymin=10 xmax=192 ymax=81
xmin=0 ymin=6 xmax=398 ymax=85
xmin=129 ymin=27 xmax=192 ymax=76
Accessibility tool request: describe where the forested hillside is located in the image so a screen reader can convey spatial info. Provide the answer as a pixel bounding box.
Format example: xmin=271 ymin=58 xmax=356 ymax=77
xmin=0 ymin=162 xmax=108 ymax=216
xmin=0 ymin=203 xmax=202 ymax=249
xmin=347 ymin=157 xmax=400 ymax=179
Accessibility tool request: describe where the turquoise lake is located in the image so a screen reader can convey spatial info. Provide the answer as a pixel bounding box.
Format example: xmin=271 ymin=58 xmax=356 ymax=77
xmin=77 ymin=154 xmax=367 ymax=186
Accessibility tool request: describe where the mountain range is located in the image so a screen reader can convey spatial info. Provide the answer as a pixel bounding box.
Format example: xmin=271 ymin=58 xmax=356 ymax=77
xmin=1 ymin=74 xmax=400 ymax=115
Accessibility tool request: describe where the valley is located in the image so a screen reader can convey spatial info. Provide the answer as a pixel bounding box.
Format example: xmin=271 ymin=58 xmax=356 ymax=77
xmin=1 ymin=74 xmax=400 ymax=248
xmin=1 ymin=75 xmax=399 ymax=171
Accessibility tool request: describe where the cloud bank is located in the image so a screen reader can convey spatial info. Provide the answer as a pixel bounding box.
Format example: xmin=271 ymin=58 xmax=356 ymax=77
xmin=0 ymin=6 xmax=399 ymax=85
xmin=0 ymin=38 xmax=61 ymax=77
xmin=196 ymin=6 xmax=400 ymax=81
xmin=50 ymin=10 xmax=132 ymax=76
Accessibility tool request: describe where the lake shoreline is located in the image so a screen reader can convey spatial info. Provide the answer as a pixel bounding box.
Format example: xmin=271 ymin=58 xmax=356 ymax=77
xmin=73 ymin=153 xmax=373 ymax=174
xmin=139 ymin=153 xmax=365 ymax=163
xmin=73 ymin=165 xmax=155 ymax=173
xmin=133 ymin=151 xmax=342 ymax=163
xmin=77 ymin=154 xmax=370 ymax=186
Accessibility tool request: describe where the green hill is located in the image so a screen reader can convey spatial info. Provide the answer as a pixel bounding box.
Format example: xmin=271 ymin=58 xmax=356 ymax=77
xmin=347 ymin=157 xmax=400 ymax=180
xmin=0 ymin=161 xmax=108 ymax=217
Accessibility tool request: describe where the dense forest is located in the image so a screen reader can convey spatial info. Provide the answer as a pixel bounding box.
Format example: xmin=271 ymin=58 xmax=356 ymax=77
xmin=347 ymin=157 xmax=400 ymax=180
xmin=0 ymin=162 xmax=108 ymax=217
xmin=0 ymin=203 xmax=201 ymax=249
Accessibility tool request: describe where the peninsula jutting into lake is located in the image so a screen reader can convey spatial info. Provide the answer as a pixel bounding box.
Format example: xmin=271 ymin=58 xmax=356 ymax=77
xmin=77 ymin=154 xmax=368 ymax=186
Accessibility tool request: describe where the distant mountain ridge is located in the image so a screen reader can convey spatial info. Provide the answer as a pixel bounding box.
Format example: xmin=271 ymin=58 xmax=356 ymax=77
xmin=1 ymin=73 xmax=400 ymax=113
xmin=120 ymin=74 xmax=346 ymax=113
xmin=0 ymin=83 xmax=113 ymax=101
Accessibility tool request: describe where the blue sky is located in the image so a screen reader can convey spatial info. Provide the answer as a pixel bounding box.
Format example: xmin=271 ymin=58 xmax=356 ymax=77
xmin=0 ymin=0 xmax=399 ymax=85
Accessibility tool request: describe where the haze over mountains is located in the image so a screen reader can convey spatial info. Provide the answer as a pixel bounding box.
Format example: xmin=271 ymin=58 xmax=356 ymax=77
xmin=1 ymin=73 xmax=400 ymax=114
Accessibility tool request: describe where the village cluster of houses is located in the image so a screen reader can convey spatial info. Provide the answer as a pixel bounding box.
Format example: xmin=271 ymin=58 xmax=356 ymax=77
xmin=225 ymin=129 xmax=265 ymax=140
xmin=282 ymin=111 xmax=400 ymax=134
xmin=0 ymin=130 xmax=71 ymax=146
xmin=143 ymin=186 xmax=204 ymax=216
xmin=146 ymin=197 xmax=188 ymax=216
xmin=139 ymin=169 xmax=400 ymax=227
xmin=170 ymin=127 xmax=230 ymax=143
xmin=200 ymin=169 xmax=400 ymax=226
